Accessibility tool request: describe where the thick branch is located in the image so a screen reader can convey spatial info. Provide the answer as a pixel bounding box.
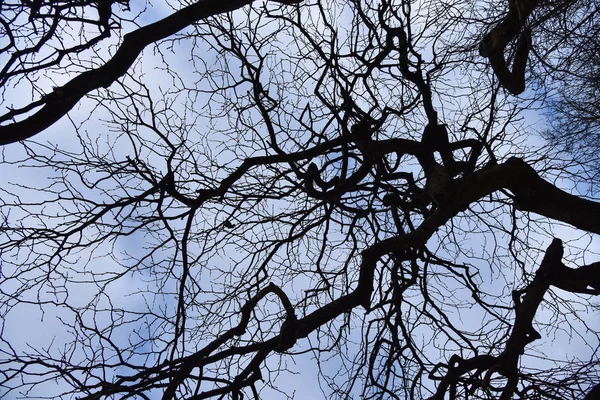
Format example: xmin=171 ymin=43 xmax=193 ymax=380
xmin=69 ymin=157 xmax=600 ymax=399
xmin=479 ymin=0 xmax=540 ymax=94
xmin=442 ymin=157 xmax=600 ymax=234
xmin=429 ymin=239 xmax=572 ymax=399
xmin=502 ymin=158 xmax=600 ymax=234
xmin=0 ymin=0 xmax=299 ymax=145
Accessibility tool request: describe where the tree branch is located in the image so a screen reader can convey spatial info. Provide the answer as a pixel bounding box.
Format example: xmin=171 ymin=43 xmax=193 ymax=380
xmin=0 ymin=0 xmax=302 ymax=145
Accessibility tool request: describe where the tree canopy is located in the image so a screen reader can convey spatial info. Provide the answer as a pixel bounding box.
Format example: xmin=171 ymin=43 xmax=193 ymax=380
xmin=1 ymin=0 xmax=600 ymax=399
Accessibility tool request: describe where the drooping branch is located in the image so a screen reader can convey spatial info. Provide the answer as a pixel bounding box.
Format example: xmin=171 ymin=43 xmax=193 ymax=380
xmin=479 ymin=0 xmax=540 ymax=94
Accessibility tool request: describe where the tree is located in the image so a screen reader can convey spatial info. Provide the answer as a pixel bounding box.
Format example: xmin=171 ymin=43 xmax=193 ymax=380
xmin=1 ymin=0 xmax=600 ymax=399
xmin=539 ymin=1 xmax=600 ymax=190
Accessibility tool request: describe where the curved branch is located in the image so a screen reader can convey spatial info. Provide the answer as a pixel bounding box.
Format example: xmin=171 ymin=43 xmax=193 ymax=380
xmin=0 ymin=0 xmax=301 ymax=145
xmin=374 ymin=157 xmax=600 ymax=260
xmin=429 ymin=239 xmax=569 ymax=399
xmin=444 ymin=157 xmax=600 ymax=234
xmin=479 ymin=0 xmax=540 ymax=94
xmin=502 ymin=157 xmax=600 ymax=234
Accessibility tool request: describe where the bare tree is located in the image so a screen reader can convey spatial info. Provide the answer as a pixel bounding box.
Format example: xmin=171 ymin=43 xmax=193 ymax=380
xmin=537 ymin=0 xmax=600 ymax=190
xmin=1 ymin=0 xmax=600 ymax=399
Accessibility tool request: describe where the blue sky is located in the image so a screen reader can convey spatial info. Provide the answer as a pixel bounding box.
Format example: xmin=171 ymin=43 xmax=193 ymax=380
xmin=1 ymin=0 xmax=600 ymax=399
